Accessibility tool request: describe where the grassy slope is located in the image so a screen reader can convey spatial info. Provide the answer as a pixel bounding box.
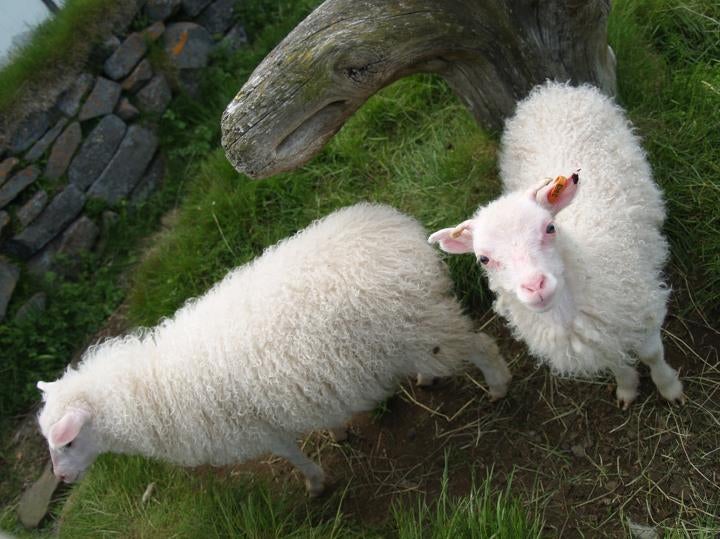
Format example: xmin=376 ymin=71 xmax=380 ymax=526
xmin=608 ymin=0 xmax=720 ymax=317
xmin=2 ymin=0 xmax=718 ymax=536
xmin=0 ymin=0 xmax=130 ymax=114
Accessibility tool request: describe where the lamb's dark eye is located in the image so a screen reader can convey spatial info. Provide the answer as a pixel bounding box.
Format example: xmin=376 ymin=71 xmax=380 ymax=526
xmin=65 ymin=441 xmax=73 ymax=449
xmin=545 ymin=223 xmax=556 ymax=234
xmin=478 ymin=255 xmax=490 ymax=265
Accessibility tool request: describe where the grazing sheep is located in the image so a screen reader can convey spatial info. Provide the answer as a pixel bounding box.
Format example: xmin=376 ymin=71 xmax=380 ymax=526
xmin=37 ymin=203 xmax=511 ymax=496
xmin=429 ymin=82 xmax=683 ymax=409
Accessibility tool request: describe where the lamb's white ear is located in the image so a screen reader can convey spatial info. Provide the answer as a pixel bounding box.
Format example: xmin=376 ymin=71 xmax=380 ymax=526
xmin=428 ymin=219 xmax=475 ymax=254
xmin=530 ymin=171 xmax=579 ymax=215
xmin=49 ymin=409 xmax=90 ymax=447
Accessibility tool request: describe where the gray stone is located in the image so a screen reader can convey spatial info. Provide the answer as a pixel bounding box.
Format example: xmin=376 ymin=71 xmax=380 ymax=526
xmin=0 ymin=258 xmax=20 ymax=321
xmin=121 ymin=58 xmax=153 ymax=93
xmin=69 ymin=115 xmax=127 ymax=190
xmin=26 ymin=237 xmax=60 ymax=276
xmin=146 ymin=0 xmax=181 ymax=21
xmin=0 ymin=165 xmax=40 ymax=209
xmin=104 ymin=33 xmax=148 ymax=80
xmin=57 ymin=216 xmax=99 ymax=256
xmin=14 ymin=292 xmax=47 ymax=322
xmin=182 ymin=0 xmax=212 ymax=16
xmin=99 ymin=35 xmax=122 ymax=58
xmin=88 ymin=126 xmax=158 ymax=204
xmin=57 ymin=73 xmax=94 ymax=117
xmin=164 ymin=23 xmax=213 ymax=70
xmin=17 ymin=461 xmax=60 ymax=528
xmin=219 ymin=23 xmax=247 ymax=53
xmin=44 ymin=122 xmax=82 ymax=180
xmin=24 ymin=117 xmax=68 ymax=162
xmin=115 ymin=97 xmax=140 ymax=122
xmin=16 ymin=190 xmax=48 ymax=228
xmin=136 ymin=74 xmax=172 ymax=114
xmin=131 ymin=153 xmax=164 ymax=204
xmin=78 ymin=77 xmax=122 ymax=121
xmin=7 ymin=111 xmax=51 ymax=154
xmin=197 ymin=0 xmax=237 ymax=36
xmin=6 ymin=185 xmax=86 ymax=259
xmin=143 ymin=21 xmax=165 ymax=42
xmin=0 ymin=211 xmax=9 ymax=236
xmin=0 ymin=157 xmax=20 ymax=187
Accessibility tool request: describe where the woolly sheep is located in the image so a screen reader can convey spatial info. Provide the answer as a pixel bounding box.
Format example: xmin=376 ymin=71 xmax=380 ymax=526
xmin=429 ymin=82 xmax=683 ymax=409
xmin=37 ymin=203 xmax=511 ymax=496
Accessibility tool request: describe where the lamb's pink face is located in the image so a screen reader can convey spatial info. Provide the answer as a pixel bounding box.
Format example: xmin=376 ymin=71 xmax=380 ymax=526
xmin=429 ymin=173 xmax=579 ymax=313
xmin=470 ymin=196 xmax=563 ymax=311
xmin=37 ymin=382 xmax=99 ymax=483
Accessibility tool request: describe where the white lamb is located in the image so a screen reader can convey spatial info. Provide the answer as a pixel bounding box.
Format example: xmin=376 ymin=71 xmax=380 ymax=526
xmin=36 ymin=203 xmax=511 ymax=496
xmin=429 ymin=82 xmax=683 ymax=409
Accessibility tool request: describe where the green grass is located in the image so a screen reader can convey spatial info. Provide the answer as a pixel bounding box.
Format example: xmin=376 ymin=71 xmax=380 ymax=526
xmin=392 ymin=468 xmax=543 ymax=539
xmin=608 ymin=0 xmax=720 ymax=316
xmin=0 ymin=0 xmax=123 ymax=112
xmin=3 ymin=454 xmax=538 ymax=538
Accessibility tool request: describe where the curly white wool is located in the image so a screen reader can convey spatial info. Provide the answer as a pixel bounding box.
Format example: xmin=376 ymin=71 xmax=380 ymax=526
xmin=37 ymin=203 xmax=510 ymax=491
xmin=495 ymin=82 xmax=669 ymax=375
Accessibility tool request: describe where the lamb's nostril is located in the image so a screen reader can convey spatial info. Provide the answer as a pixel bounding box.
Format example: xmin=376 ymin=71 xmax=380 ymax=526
xmin=521 ymin=275 xmax=546 ymax=293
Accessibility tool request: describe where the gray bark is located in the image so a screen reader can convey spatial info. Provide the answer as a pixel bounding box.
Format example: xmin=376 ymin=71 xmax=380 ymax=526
xmin=222 ymin=0 xmax=616 ymax=179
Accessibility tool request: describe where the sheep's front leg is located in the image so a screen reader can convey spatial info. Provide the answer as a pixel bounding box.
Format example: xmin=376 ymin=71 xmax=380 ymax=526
xmin=469 ymin=333 xmax=512 ymax=401
xmin=610 ymin=364 xmax=639 ymax=410
xmin=273 ymin=441 xmax=325 ymax=497
xmin=638 ymin=330 xmax=685 ymax=405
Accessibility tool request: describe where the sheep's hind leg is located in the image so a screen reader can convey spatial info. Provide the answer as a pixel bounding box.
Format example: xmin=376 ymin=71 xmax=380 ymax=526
xmin=638 ymin=330 xmax=685 ymax=405
xmin=469 ymin=333 xmax=512 ymax=401
xmin=273 ymin=440 xmax=325 ymax=497
xmin=610 ymin=364 xmax=639 ymax=410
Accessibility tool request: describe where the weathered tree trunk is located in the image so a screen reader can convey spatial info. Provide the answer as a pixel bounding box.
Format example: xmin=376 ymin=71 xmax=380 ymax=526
xmin=222 ymin=0 xmax=615 ymax=179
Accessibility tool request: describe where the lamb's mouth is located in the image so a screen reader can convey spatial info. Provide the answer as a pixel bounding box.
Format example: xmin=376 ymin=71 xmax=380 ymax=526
xmin=525 ymin=293 xmax=555 ymax=313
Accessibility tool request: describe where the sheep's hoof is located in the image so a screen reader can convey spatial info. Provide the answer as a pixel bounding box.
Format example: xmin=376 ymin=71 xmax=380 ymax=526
xmin=488 ymin=384 xmax=509 ymax=402
xmin=305 ymin=477 xmax=325 ymax=498
xmin=615 ymin=387 xmax=637 ymax=411
xmin=658 ymin=378 xmax=685 ymax=405
xmin=671 ymin=394 xmax=687 ymax=406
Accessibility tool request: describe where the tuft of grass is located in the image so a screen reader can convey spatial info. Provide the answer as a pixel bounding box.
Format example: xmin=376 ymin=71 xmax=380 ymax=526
xmin=608 ymin=0 xmax=720 ymax=317
xmin=392 ymin=466 xmax=543 ymax=539
xmin=53 ymin=455 xmax=354 ymax=538
xmin=0 ymin=0 xmax=127 ymax=113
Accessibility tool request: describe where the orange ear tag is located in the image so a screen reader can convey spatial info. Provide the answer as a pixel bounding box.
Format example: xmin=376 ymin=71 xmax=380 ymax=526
xmin=547 ymin=175 xmax=568 ymax=204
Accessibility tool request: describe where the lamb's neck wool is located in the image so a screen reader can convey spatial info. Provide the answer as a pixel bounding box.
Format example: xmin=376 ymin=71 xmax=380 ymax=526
xmin=495 ymin=82 xmax=670 ymax=376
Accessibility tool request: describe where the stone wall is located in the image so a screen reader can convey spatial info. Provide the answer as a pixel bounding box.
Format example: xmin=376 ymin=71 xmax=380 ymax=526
xmin=0 ymin=0 xmax=247 ymax=323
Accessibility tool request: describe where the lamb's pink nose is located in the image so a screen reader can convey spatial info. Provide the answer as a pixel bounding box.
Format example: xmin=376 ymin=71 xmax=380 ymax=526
xmin=521 ymin=274 xmax=546 ymax=293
